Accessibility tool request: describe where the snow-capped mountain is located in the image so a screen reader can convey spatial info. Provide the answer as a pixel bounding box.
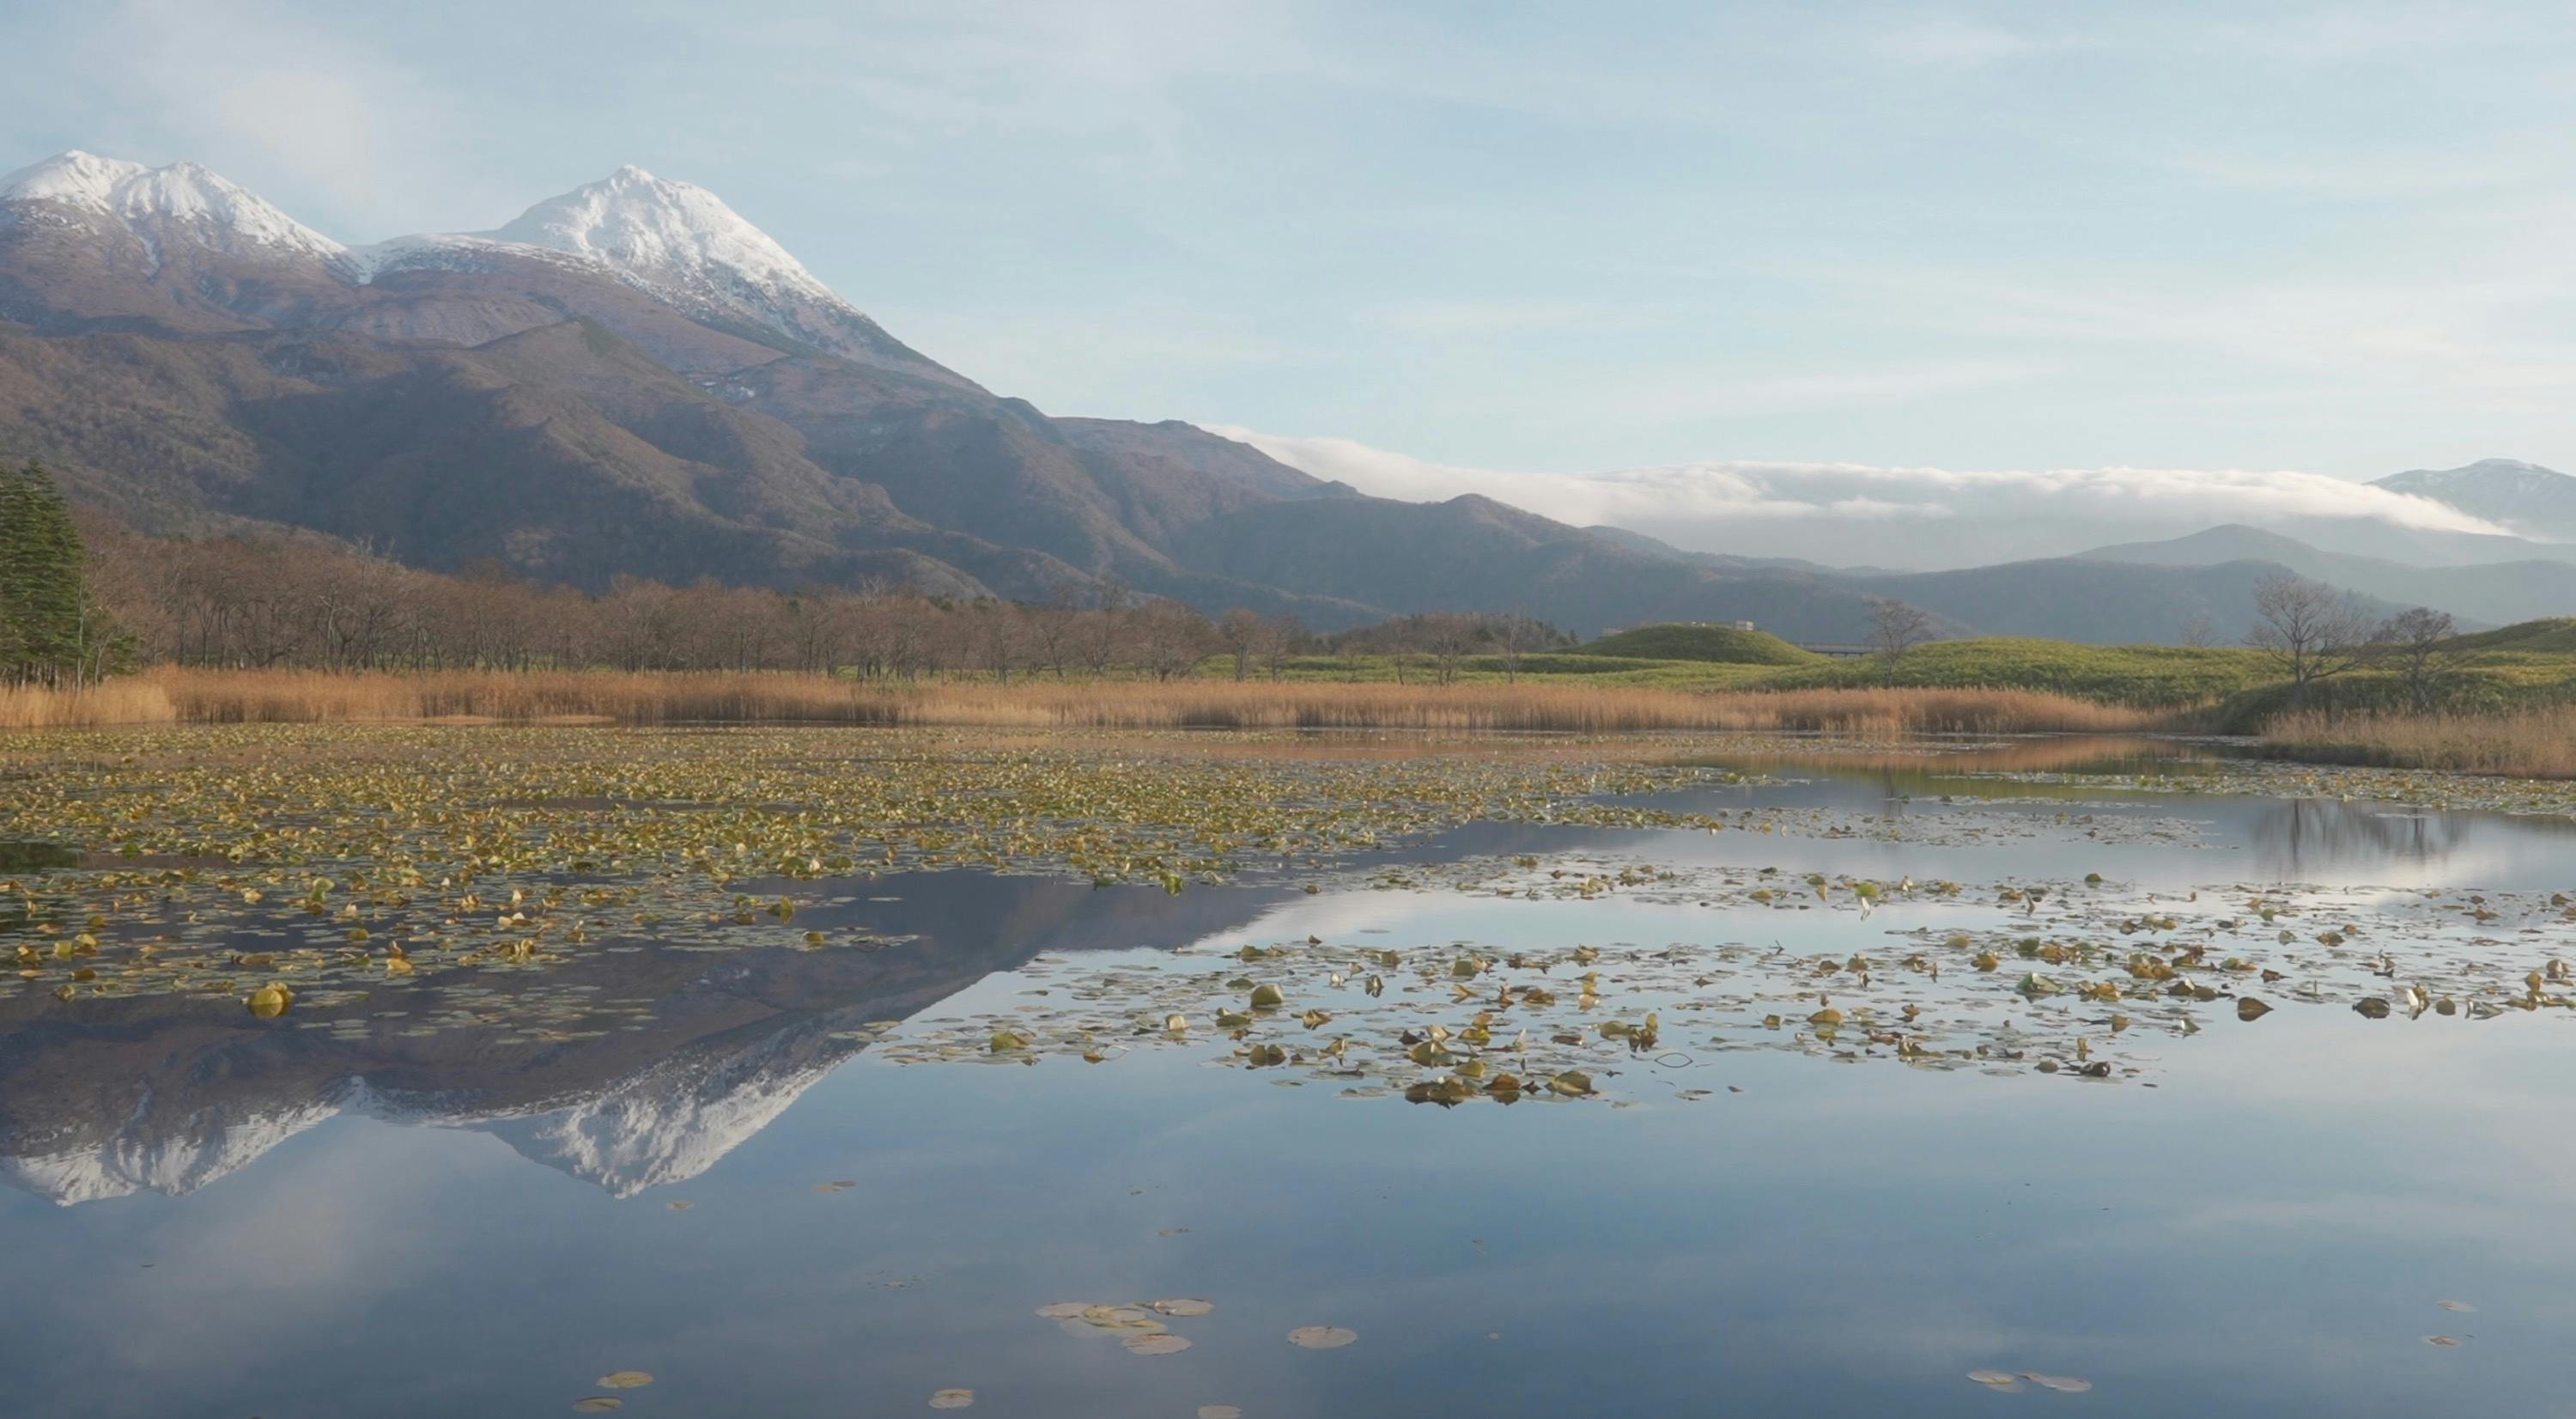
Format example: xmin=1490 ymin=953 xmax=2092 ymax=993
xmin=350 ymin=163 xmax=954 ymax=377
xmin=2372 ymin=459 xmax=2576 ymax=540
xmin=0 ymin=149 xmax=961 ymax=381
xmin=478 ymin=165 xmax=841 ymax=308
xmin=0 ymin=150 xmax=347 ymax=265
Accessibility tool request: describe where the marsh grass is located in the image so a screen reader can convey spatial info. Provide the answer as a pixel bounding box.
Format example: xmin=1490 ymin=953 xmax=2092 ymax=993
xmin=2263 ymin=704 xmax=2576 ymax=779
xmin=0 ymin=679 xmax=176 ymax=730
xmin=3 ymin=670 xmax=2164 ymax=735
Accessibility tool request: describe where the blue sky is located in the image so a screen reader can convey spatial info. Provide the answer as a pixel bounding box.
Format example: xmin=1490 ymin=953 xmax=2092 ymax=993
xmin=7 ymin=1 xmax=2573 ymax=541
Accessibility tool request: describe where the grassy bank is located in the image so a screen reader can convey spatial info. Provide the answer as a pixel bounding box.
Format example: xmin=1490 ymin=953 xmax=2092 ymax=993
xmin=2260 ymin=705 xmax=2576 ymax=779
xmin=0 ymin=669 xmax=2164 ymax=735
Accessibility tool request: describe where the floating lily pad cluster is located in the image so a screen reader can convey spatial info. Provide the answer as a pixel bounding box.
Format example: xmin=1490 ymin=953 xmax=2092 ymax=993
xmin=0 ymin=726 xmax=1777 ymax=1012
xmin=880 ymin=862 xmax=2576 ymax=1093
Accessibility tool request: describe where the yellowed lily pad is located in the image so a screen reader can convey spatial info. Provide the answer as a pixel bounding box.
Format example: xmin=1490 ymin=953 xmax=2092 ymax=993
xmin=1152 ymin=1298 xmax=1215 ymax=1316
xmin=1287 ymin=1326 xmax=1358 ymax=1349
xmin=596 ymin=1371 xmax=653 ymax=1390
xmin=1124 ymin=1332 xmax=1193 ymax=1355
xmin=929 ymin=1388 xmax=975 ymax=1409
xmin=571 ymin=1400 xmax=623 ymax=1414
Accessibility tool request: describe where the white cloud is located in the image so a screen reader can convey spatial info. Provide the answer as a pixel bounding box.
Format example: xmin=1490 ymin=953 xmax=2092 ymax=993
xmin=1583 ymin=361 xmax=2041 ymax=423
xmin=1208 ymin=425 xmax=2529 ymax=568
xmin=1354 ymin=297 xmax=1664 ymax=339
xmin=3 ymin=0 xmax=501 ymax=239
xmin=2176 ymin=143 xmax=2565 ymax=200
xmin=1865 ymin=18 xmax=2040 ymax=68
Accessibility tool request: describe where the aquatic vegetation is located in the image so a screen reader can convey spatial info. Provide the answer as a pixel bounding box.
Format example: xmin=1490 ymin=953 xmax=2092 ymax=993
xmin=876 ymin=859 xmax=2576 ymax=1093
xmin=9 ymin=723 xmax=2573 ymax=1068
xmin=0 ymin=725 xmax=1772 ymax=1014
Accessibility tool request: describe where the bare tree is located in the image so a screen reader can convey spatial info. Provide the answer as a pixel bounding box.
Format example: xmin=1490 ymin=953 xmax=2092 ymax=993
xmin=1129 ymin=599 xmax=1218 ymax=680
xmin=1866 ymin=597 xmax=1935 ymax=685
xmin=2371 ymin=606 xmax=2459 ymax=712
xmin=2246 ymin=573 xmax=2372 ymax=706
xmin=968 ymin=600 xmax=1027 ymax=684
xmin=2177 ymin=611 xmax=2217 ymax=649
xmin=1419 ymin=613 xmax=1482 ymax=685
xmin=1492 ymin=612 xmax=1534 ymax=683
xmin=1030 ymin=585 xmax=1083 ymax=678
xmin=1216 ymin=607 xmax=1267 ymax=681
xmin=1261 ymin=613 xmax=1303 ymax=681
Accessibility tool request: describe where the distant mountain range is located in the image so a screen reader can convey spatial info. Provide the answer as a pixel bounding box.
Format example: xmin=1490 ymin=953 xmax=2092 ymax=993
xmin=2081 ymin=521 xmax=2576 ymax=628
xmin=4 ymin=149 xmax=2571 ymax=643
xmin=2372 ymin=459 xmax=2576 ymax=543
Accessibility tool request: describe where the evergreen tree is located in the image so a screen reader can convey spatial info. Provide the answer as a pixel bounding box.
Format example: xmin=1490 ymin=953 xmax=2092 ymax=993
xmin=0 ymin=462 xmax=95 ymax=685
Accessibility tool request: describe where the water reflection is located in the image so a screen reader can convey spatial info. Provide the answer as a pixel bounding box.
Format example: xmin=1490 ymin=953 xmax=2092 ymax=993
xmin=1673 ymin=734 xmax=2576 ymax=889
xmin=0 ymin=871 xmax=1291 ymax=1205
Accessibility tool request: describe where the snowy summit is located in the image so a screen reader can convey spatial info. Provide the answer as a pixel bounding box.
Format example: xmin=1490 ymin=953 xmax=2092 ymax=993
xmin=3 ymin=147 xmax=963 ymax=381
xmin=477 ymin=165 xmax=841 ymax=308
xmin=0 ymin=150 xmax=348 ymax=260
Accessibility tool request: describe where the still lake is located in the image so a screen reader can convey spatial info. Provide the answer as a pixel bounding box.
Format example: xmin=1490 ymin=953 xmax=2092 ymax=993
xmin=3 ymin=734 xmax=2570 ymax=1417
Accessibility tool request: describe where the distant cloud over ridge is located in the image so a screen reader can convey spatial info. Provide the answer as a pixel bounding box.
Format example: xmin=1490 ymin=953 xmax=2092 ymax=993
xmin=1210 ymin=427 xmax=2521 ymax=569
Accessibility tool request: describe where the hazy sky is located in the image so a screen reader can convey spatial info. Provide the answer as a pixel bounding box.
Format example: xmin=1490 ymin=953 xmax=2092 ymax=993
xmin=7 ymin=1 xmax=2573 ymax=516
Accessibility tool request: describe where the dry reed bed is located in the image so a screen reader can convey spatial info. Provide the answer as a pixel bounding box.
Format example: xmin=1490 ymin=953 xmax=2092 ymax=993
xmin=2262 ymin=705 xmax=2576 ymax=779
xmin=2 ymin=670 xmax=2166 ymax=736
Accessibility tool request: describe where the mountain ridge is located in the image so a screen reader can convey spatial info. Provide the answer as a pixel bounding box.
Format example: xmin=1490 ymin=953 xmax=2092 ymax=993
xmin=4 ymin=148 xmax=2557 ymax=643
xmin=2370 ymin=459 xmax=2576 ymax=542
xmin=2082 ymin=523 xmax=2576 ymax=627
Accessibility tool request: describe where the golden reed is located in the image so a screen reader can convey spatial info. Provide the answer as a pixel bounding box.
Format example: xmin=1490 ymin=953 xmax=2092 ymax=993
xmin=2 ymin=669 xmax=2162 ymax=736
xmin=2262 ymin=704 xmax=2576 ymax=779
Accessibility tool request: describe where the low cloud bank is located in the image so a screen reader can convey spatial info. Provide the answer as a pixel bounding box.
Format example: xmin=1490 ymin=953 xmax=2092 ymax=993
xmin=1211 ymin=427 xmax=2520 ymax=569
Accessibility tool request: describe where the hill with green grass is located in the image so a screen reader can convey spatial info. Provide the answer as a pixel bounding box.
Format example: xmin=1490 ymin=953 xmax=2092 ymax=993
xmin=2445 ymin=618 xmax=2576 ymax=655
xmin=1215 ymin=618 xmax=2576 ymax=727
xmin=1575 ymin=624 xmax=1824 ymax=665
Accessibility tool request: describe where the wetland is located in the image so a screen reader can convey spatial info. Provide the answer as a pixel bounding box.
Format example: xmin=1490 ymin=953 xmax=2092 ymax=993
xmin=3 ymin=725 xmax=2573 ymax=1416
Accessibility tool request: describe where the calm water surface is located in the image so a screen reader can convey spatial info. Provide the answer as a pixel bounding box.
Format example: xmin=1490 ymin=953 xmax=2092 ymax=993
xmin=3 ymin=735 xmax=2571 ymax=1417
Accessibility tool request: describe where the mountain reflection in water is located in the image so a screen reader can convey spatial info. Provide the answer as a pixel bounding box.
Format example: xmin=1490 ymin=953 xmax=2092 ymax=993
xmin=0 ymin=871 xmax=1291 ymax=1205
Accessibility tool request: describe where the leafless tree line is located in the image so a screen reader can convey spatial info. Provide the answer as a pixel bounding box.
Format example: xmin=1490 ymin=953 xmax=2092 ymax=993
xmin=79 ymin=522 xmax=1571 ymax=680
xmin=2247 ymin=572 xmax=2464 ymax=710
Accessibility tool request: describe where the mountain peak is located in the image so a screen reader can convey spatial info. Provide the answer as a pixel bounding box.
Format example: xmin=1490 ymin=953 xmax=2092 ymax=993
xmin=2372 ymin=458 xmax=2576 ymax=542
xmin=477 ymin=165 xmax=832 ymax=308
xmin=2379 ymin=457 xmax=2571 ymax=485
xmin=0 ymin=149 xmax=346 ymax=261
xmin=0 ymin=149 xmax=148 ymax=204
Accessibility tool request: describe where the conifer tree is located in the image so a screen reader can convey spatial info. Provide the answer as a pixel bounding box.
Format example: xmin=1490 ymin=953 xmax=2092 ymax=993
xmin=0 ymin=462 xmax=96 ymax=685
